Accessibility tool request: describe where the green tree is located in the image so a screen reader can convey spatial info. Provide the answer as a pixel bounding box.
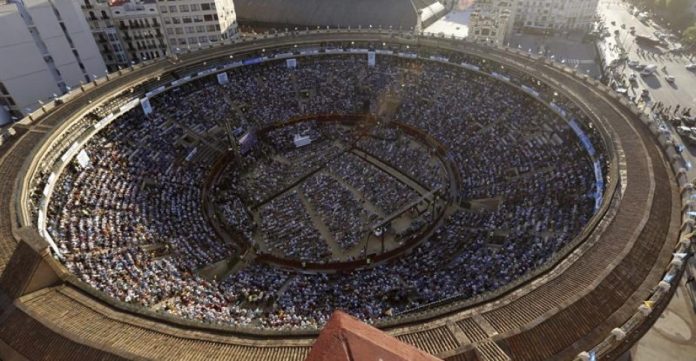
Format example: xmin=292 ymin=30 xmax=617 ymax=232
xmin=683 ymin=23 xmax=696 ymax=47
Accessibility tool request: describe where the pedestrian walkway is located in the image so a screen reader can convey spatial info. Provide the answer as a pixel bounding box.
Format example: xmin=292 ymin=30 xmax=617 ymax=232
xmin=630 ymin=277 xmax=696 ymax=361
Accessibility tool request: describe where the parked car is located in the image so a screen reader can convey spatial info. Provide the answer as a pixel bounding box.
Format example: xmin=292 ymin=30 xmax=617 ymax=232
xmin=628 ymin=60 xmax=640 ymax=67
xmin=686 ymin=64 xmax=696 ymax=70
xmin=665 ymin=75 xmax=675 ymax=83
xmin=635 ymin=64 xmax=647 ymax=70
xmin=636 ymin=35 xmax=661 ymax=46
xmin=641 ymin=89 xmax=650 ymax=98
xmin=684 ymin=133 xmax=696 ymax=146
xmin=640 ymin=64 xmax=657 ymax=76
xmin=677 ymin=126 xmax=692 ymax=136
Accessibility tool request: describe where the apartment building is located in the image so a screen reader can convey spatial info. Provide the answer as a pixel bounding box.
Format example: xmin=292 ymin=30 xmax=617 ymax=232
xmin=81 ymin=0 xmax=238 ymax=71
xmin=0 ymin=0 xmax=106 ymax=123
xmin=81 ymin=0 xmax=128 ymax=71
xmin=112 ymin=0 xmax=168 ymax=62
xmin=515 ymin=0 xmax=599 ymax=33
xmin=157 ymin=0 xmax=238 ymax=52
xmin=468 ymin=0 xmax=516 ymax=46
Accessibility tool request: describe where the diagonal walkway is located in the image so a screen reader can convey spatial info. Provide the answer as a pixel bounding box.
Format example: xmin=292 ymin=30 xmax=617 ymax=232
xmin=296 ymin=188 xmax=341 ymax=259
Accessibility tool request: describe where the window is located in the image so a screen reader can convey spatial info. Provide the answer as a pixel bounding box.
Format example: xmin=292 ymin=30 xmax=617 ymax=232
xmin=204 ymin=14 xmax=213 ymax=21
xmin=196 ymin=25 xmax=205 ymax=32
xmin=172 ymin=17 xmax=181 ymax=24
xmin=166 ymin=28 xmax=174 ymax=35
xmin=160 ymin=6 xmax=167 ymax=13
xmin=163 ymin=16 xmax=171 ymax=24
xmin=185 ymin=26 xmax=195 ymax=33
xmin=209 ymin=35 xmax=218 ymax=42
xmin=190 ymin=4 xmax=200 ymax=11
xmin=188 ymin=36 xmax=197 ymax=44
xmin=201 ymin=3 xmax=210 ymax=10
xmin=178 ymin=38 xmax=187 ymax=45
xmin=206 ymin=24 xmax=216 ymax=32
xmin=182 ymin=16 xmax=192 ymax=23
xmin=175 ymin=28 xmax=183 ymax=34
xmin=169 ymin=5 xmax=177 ymax=12
xmin=199 ymin=36 xmax=208 ymax=42
xmin=179 ymin=4 xmax=189 ymax=12
xmin=193 ymin=15 xmax=203 ymax=22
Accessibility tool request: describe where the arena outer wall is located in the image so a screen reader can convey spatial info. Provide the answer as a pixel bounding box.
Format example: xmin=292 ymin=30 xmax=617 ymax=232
xmin=0 ymin=29 xmax=692 ymax=361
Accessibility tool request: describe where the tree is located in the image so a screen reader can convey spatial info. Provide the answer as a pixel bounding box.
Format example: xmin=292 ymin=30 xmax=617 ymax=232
xmin=683 ymin=23 xmax=696 ymax=47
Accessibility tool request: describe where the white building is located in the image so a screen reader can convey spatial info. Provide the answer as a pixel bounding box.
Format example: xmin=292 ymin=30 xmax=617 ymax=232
xmin=0 ymin=0 xmax=106 ymax=123
xmin=80 ymin=0 xmax=238 ymax=71
xmin=158 ymin=0 xmax=238 ymax=52
xmin=469 ymin=0 xmax=516 ymax=46
xmin=515 ymin=0 xmax=599 ymax=33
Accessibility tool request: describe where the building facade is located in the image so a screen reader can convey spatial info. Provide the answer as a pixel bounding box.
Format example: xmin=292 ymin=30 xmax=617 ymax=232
xmin=81 ymin=0 xmax=128 ymax=71
xmin=111 ymin=0 xmax=168 ymax=63
xmin=158 ymin=0 xmax=238 ymax=53
xmin=515 ymin=0 xmax=599 ymax=33
xmin=81 ymin=0 xmax=238 ymax=72
xmin=468 ymin=0 xmax=516 ymax=46
xmin=0 ymin=0 xmax=106 ymax=122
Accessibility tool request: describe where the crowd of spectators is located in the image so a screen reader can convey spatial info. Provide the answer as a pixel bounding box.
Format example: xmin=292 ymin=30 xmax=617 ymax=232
xmin=356 ymin=134 xmax=445 ymax=191
xmin=301 ymin=173 xmax=375 ymax=250
xmin=44 ymin=53 xmax=602 ymax=329
xmin=259 ymin=190 xmax=331 ymax=261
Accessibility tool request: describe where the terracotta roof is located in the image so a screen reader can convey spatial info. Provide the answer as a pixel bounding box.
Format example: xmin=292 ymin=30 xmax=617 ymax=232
xmin=306 ymin=311 xmax=442 ymax=361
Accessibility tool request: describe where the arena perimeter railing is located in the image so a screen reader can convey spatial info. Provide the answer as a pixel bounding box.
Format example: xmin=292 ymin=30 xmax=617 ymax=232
xmin=4 ymin=27 xmax=692 ymax=356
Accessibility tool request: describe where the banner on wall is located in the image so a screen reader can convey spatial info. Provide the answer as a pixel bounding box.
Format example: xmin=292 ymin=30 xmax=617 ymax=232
xmin=594 ymin=160 xmax=604 ymax=211
xmin=243 ymin=57 xmax=264 ymax=66
xmin=460 ymin=63 xmax=480 ymax=71
xmin=140 ymin=97 xmax=153 ymax=115
xmin=287 ymin=58 xmax=297 ymax=69
xmin=217 ymin=72 xmax=229 ymax=85
xmin=76 ymin=149 xmax=91 ymax=168
xmin=368 ymin=51 xmax=376 ymax=67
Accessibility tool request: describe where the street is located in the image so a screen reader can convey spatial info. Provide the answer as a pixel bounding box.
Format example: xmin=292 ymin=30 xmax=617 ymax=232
xmin=599 ymin=0 xmax=696 ymax=109
xmin=598 ymin=0 xmax=696 ymax=176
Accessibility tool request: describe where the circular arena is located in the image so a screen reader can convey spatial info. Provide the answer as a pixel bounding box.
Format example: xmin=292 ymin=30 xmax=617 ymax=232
xmin=0 ymin=30 xmax=690 ymax=361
